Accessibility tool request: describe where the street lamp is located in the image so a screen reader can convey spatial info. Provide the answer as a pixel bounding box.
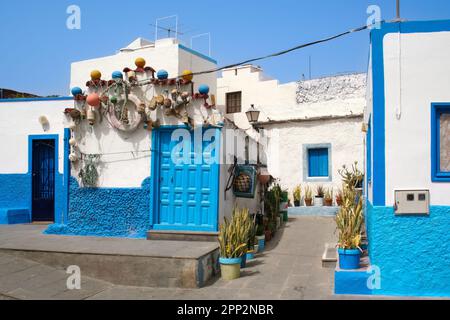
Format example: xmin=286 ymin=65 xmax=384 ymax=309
xmin=246 ymin=104 xmax=260 ymax=124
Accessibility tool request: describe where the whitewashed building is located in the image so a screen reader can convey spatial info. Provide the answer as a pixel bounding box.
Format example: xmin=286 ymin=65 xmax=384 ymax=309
xmin=217 ymin=65 xmax=366 ymax=203
xmin=0 ymin=38 xmax=263 ymax=237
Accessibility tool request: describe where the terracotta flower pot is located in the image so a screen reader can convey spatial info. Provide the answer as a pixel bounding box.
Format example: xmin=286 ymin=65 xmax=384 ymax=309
xmin=265 ymin=230 xmax=272 ymax=242
xmin=324 ymin=199 xmax=333 ymax=206
xmin=336 ymin=199 xmax=343 ymax=206
xmin=305 ymin=199 xmax=313 ymax=206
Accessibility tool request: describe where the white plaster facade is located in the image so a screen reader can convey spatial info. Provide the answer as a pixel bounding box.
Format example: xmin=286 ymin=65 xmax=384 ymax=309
xmin=365 ymin=30 xmax=450 ymax=206
xmin=218 ymin=65 xmax=366 ymax=201
xmin=0 ymin=99 xmax=69 ymax=175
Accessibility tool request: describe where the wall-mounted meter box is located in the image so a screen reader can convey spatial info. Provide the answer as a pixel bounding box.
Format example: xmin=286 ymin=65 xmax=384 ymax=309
xmin=394 ymin=190 xmax=430 ymax=216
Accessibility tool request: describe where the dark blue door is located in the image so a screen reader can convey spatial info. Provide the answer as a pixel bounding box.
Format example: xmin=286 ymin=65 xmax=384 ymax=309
xmin=153 ymin=127 xmax=220 ymax=232
xmin=32 ymin=140 xmax=55 ymax=222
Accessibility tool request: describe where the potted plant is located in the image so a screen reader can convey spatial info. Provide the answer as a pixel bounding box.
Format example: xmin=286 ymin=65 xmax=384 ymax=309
xmin=324 ymin=188 xmax=333 ymax=206
xmin=335 ymin=188 xmax=364 ymax=270
xmin=246 ymin=214 xmax=258 ymax=261
xmin=293 ymin=185 xmax=301 ymax=207
xmin=218 ymin=209 xmax=249 ymax=280
xmin=256 ymin=224 xmax=265 ymax=252
xmin=314 ymin=185 xmax=325 ymax=206
xmin=304 ymin=185 xmax=313 ymax=206
xmin=335 ymin=189 xmax=343 ymax=206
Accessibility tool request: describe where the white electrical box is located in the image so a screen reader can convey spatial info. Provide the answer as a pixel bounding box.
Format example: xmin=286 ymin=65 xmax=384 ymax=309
xmin=394 ymin=190 xmax=430 ymax=216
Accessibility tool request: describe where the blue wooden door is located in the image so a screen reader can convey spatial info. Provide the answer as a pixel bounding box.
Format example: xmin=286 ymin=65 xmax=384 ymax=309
xmin=32 ymin=139 xmax=55 ymax=222
xmin=153 ymin=127 xmax=220 ymax=232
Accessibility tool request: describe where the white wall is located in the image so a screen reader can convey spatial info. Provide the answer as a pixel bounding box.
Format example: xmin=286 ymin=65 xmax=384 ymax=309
xmin=0 ymin=100 xmax=69 ymax=175
xmin=264 ymin=118 xmax=363 ymax=202
xmin=217 ymin=66 xmax=366 ymax=199
xmin=383 ymin=31 xmax=450 ymax=205
xmin=69 ymin=38 xmax=221 ymax=188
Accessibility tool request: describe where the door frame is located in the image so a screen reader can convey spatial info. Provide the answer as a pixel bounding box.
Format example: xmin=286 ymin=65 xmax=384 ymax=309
xmin=28 ymin=134 xmax=59 ymax=222
xmin=150 ymin=125 xmax=221 ymax=232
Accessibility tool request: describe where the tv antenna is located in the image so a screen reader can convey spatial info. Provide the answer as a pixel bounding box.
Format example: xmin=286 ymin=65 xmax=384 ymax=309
xmin=190 ymin=33 xmax=211 ymax=57
xmin=153 ymin=15 xmax=182 ymax=40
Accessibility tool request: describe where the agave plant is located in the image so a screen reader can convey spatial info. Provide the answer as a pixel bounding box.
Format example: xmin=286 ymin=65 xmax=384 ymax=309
xmin=218 ymin=207 xmax=251 ymax=258
xmin=304 ymin=185 xmax=313 ymax=200
xmin=335 ymin=188 xmax=364 ymax=250
xmin=338 ymin=162 xmax=364 ymax=191
xmin=293 ymin=185 xmax=301 ymax=201
xmin=316 ymin=185 xmax=325 ymax=198
xmin=324 ymin=188 xmax=333 ymax=201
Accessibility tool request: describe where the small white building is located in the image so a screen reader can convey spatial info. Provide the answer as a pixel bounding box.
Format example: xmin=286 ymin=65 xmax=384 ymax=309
xmin=0 ymin=38 xmax=263 ymax=237
xmin=218 ymin=65 xmax=366 ymax=203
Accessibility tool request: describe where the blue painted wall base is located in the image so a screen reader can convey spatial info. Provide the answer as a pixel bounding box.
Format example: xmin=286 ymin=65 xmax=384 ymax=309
xmin=45 ymin=177 xmax=151 ymax=238
xmin=366 ymin=201 xmax=450 ymax=297
xmin=335 ymin=269 xmax=372 ymax=295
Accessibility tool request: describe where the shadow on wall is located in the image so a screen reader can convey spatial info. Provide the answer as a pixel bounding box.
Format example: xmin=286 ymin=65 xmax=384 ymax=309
xmin=45 ymin=177 xmax=151 ymax=238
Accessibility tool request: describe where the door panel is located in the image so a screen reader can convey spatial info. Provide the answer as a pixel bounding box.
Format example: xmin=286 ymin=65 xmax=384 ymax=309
xmin=32 ymin=139 xmax=56 ymax=222
xmin=154 ymin=128 xmax=219 ymax=232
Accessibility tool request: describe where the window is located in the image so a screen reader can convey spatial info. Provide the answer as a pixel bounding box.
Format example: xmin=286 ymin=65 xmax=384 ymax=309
xmin=431 ymin=103 xmax=450 ymax=182
xmin=226 ymin=91 xmax=242 ymax=114
xmin=303 ymin=144 xmax=332 ymax=182
xmin=308 ymin=148 xmax=329 ymax=177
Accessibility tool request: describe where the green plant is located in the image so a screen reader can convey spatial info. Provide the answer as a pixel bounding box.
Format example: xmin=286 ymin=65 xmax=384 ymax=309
xmin=256 ymin=224 xmax=265 ymax=237
xmin=336 ymin=189 xmax=343 ymax=202
xmin=324 ymin=188 xmax=333 ymax=201
xmin=335 ymin=188 xmax=364 ymax=250
xmin=293 ymin=185 xmax=301 ymax=201
xmin=247 ymin=214 xmax=257 ymax=250
xmin=338 ymin=162 xmax=364 ymax=191
xmin=304 ymin=185 xmax=313 ymax=200
xmin=316 ymin=185 xmax=325 ymax=198
xmin=218 ymin=208 xmax=250 ymax=258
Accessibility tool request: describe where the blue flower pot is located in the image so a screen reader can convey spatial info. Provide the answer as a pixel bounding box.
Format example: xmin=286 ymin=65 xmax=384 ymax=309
xmin=338 ymin=248 xmax=361 ymax=270
xmin=257 ymin=236 xmax=265 ymax=252
xmin=246 ymin=251 xmax=255 ymax=261
xmin=240 ymin=253 xmax=247 ymax=268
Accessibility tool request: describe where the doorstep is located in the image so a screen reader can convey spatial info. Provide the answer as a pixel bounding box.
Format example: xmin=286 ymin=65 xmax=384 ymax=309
xmin=147 ymin=230 xmax=219 ymax=242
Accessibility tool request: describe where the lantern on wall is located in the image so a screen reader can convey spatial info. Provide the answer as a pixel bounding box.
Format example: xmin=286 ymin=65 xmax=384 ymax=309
xmin=245 ymin=104 xmax=260 ymax=124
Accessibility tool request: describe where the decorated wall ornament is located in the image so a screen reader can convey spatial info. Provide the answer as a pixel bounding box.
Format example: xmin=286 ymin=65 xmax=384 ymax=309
xmin=64 ymin=108 xmax=81 ymax=120
xmin=198 ymin=84 xmax=210 ymax=95
xmin=38 ymin=115 xmax=49 ymax=131
xmin=106 ymin=94 xmax=144 ymax=133
xmin=87 ymin=109 xmax=96 ymax=125
xmin=69 ymin=152 xmax=79 ymax=162
xmin=157 ymin=70 xmax=169 ymax=80
xmin=69 ymin=138 xmax=77 ymax=146
xmin=112 ymin=71 xmax=123 ymax=80
xmin=71 ymin=87 xmax=83 ymax=97
xmin=86 ymin=93 xmax=101 ymax=108
xmin=90 ymin=70 xmax=102 ymax=81
xmin=182 ymin=70 xmax=194 ymax=82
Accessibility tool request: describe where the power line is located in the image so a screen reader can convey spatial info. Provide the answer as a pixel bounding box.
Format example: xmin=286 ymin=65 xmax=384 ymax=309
xmin=186 ymin=24 xmax=370 ymax=77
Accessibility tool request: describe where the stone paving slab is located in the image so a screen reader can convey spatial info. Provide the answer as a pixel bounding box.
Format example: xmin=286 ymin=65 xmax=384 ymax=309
xmin=0 ymin=225 xmax=218 ymax=259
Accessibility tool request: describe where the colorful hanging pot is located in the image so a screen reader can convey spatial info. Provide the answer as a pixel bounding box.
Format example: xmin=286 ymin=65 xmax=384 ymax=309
xmin=86 ymin=93 xmax=101 ymax=108
xmin=157 ymin=70 xmax=169 ymax=80
xmin=71 ymin=87 xmax=83 ymax=97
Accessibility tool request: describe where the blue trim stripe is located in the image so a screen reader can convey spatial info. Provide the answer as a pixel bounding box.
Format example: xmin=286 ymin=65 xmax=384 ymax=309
xmin=179 ymin=44 xmax=218 ymax=65
xmin=0 ymin=97 xmax=73 ymax=103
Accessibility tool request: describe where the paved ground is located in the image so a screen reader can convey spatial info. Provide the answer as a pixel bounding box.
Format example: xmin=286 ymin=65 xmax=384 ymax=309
xmin=0 ymin=216 xmax=356 ymax=300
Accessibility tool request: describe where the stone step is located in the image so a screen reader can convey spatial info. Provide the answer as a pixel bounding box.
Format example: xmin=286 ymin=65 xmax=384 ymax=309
xmin=147 ymin=230 xmax=219 ymax=242
xmin=322 ymin=244 xmax=337 ymax=268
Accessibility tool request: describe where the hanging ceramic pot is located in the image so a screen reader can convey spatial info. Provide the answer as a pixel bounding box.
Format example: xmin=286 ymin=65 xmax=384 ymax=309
xmin=69 ymin=138 xmax=77 ymax=146
xmin=87 ymin=109 xmax=96 ymax=125
xmin=156 ymin=95 xmax=165 ymax=106
xmin=138 ymin=103 xmax=146 ymax=114
xmin=69 ymin=153 xmax=78 ymax=162
xmin=148 ymin=96 xmax=158 ymax=111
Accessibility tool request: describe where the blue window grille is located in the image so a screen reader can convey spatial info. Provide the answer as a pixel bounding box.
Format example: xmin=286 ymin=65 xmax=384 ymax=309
xmin=431 ymin=103 xmax=450 ymax=182
xmin=308 ymin=148 xmax=329 ymax=177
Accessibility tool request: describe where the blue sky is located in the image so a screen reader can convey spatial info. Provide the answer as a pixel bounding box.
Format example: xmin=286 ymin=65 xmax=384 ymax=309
xmin=1 ymin=0 xmax=450 ymax=96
